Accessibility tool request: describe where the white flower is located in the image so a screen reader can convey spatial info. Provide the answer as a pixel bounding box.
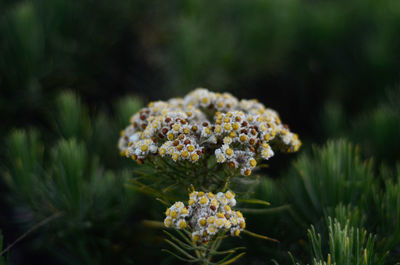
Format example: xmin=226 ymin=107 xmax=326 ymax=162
xmin=164 ymin=216 xmax=173 ymax=227
xmin=118 ymin=88 xmax=301 ymax=175
xmin=215 ymin=149 xmax=226 ymax=163
xmin=164 ymin=190 xmax=246 ymax=242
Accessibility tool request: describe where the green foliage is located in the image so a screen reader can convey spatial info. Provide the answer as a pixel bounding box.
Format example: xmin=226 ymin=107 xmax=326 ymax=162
xmin=285 ymin=140 xmax=374 ymax=225
xmin=3 ymin=130 xmax=44 ymax=201
xmin=131 ymin=155 xmax=260 ymax=202
xmin=370 ymin=165 xmax=400 ymax=261
xmin=55 ymin=91 xmax=91 ymax=139
xmin=3 ymin=131 xmax=138 ymax=263
xmin=328 ymin=204 xmax=365 ymax=230
xmin=2 ymin=92 xmax=141 ymax=264
xmin=48 ymin=139 xmax=91 ymax=214
xmin=291 ymin=218 xmax=387 ymax=265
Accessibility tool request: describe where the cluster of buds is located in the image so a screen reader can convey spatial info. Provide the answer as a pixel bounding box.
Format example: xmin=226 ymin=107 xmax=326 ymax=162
xmin=118 ymin=88 xmax=301 ymax=175
xmin=164 ymin=190 xmax=245 ymax=243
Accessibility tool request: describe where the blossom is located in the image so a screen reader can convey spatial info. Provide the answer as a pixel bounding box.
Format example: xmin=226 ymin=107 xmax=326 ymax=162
xmin=164 ymin=190 xmax=245 ymax=243
xmin=118 ymin=88 xmax=301 ymax=175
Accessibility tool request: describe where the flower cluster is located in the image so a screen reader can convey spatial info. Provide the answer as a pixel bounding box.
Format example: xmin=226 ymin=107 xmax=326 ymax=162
xmin=164 ymin=190 xmax=245 ymax=243
xmin=119 ymin=88 xmax=301 ymax=175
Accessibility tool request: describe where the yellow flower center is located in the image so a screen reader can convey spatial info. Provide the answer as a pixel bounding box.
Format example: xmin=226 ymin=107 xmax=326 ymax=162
xmin=191 ymin=153 xmax=199 ymax=161
xmin=141 ymin=145 xmax=148 ymax=152
xmin=192 ymin=234 xmax=200 ymax=241
xmin=224 ymin=123 xmax=232 ymax=131
xmin=187 ymin=145 xmax=194 ymax=152
xmin=167 ymin=133 xmax=174 ymax=140
xmin=170 ymin=211 xmax=178 ymax=219
xmin=179 ymin=220 xmax=187 ymax=229
xmin=225 ymin=148 xmax=233 ymax=156
xmin=199 ymin=197 xmax=208 ymax=204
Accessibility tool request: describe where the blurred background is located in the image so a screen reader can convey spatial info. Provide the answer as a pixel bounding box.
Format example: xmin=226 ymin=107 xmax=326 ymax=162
xmin=1 ymin=0 xmax=400 ymax=264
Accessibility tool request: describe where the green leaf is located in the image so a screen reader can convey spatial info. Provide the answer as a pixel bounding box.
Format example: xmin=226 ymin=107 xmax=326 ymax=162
xmin=237 ymin=198 xmax=271 ymax=206
xmin=162 ymin=249 xmax=196 ymax=263
xmin=217 ymin=252 xmax=246 ymax=265
xmin=165 ymin=239 xmax=197 ymax=260
xmin=243 ymin=230 xmax=279 ymax=243
xmin=239 ymin=204 xmax=290 ymax=214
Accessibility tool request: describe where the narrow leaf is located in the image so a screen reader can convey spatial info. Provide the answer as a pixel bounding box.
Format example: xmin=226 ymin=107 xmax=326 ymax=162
xmin=239 ymin=205 xmax=290 ymax=214
xmin=165 ymin=239 xmax=197 ymax=259
xmin=243 ymin=230 xmax=279 ymax=243
xmin=163 ymin=230 xmax=192 ymax=249
xmin=237 ymin=198 xmax=271 ymax=206
xmin=218 ymin=252 xmax=246 ymax=265
xmin=141 ymin=220 xmax=164 ymax=229
xmin=162 ymin=249 xmax=196 ymax=262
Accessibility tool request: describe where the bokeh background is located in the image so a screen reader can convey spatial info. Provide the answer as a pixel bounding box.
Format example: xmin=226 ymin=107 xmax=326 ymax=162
xmin=1 ymin=0 xmax=400 ymax=264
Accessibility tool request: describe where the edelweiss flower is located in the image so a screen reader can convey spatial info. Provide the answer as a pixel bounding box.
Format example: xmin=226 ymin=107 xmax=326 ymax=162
xmin=163 ymin=190 xmax=245 ymax=243
xmin=118 ymin=88 xmax=301 ymax=175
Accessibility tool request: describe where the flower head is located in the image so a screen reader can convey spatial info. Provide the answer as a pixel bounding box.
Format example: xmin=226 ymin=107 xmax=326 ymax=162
xmin=119 ymin=88 xmax=301 ymax=175
xmin=163 ymin=190 xmax=245 ymax=243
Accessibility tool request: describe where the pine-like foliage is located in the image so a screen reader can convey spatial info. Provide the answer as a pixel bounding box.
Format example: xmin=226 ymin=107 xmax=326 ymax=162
xmin=284 ymin=140 xmax=373 ymax=225
xmin=290 ymin=218 xmax=388 ymax=265
xmin=371 ymin=165 xmax=400 ymax=262
xmin=2 ymin=92 xmax=142 ymax=264
xmin=278 ymin=139 xmax=400 ymax=265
